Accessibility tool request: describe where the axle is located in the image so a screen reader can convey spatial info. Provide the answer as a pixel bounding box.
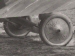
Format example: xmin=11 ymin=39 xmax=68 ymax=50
xmin=0 ymin=16 xmax=40 ymax=33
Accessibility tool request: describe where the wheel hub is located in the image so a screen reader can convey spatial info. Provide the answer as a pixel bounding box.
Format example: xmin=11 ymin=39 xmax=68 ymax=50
xmin=44 ymin=18 xmax=70 ymax=44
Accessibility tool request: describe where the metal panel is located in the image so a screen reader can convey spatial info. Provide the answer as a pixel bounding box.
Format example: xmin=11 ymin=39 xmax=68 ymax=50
xmin=0 ymin=0 xmax=70 ymax=18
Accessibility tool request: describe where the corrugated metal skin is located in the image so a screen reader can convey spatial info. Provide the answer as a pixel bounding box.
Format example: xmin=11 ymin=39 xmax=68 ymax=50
xmin=0 ymin=0 xmax=70 ymax=18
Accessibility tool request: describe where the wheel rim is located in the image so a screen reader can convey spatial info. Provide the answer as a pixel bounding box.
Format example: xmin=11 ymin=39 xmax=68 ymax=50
xmin=5 ymin=18 xmax=31 ymax=37
xmin=42 ymin=17 xmax=71 ymax=45
xmin=7 ymin=22 xmax=29 ymax=36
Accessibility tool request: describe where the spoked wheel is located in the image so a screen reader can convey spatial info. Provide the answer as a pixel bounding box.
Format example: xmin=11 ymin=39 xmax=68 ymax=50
xmin=39 ymin=12 xmax=73 ymax=46
xmin=4 ymin=18 xmax=31 ymax=37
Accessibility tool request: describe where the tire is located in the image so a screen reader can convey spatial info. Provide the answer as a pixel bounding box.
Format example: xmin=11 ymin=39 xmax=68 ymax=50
xmin=39 ymin=12 xmax=73 ymax=46
xmin=3 ymin=18 xmax=31 ymax=37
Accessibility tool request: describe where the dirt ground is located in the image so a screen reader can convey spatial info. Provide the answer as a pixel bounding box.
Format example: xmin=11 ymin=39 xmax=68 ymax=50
xmin=0 ymin=32 xmax=74 ymax=56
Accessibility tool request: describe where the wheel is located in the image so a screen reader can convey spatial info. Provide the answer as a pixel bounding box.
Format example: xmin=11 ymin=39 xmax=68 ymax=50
xmin=39 ymin=12 xmax=73 ymax=46
xmin=4 ymin=17 xmax=31 ymax=37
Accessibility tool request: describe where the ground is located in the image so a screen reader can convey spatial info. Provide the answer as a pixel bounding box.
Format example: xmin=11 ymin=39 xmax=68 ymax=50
xmin=0 ymin=33 xmax=75 ymax=56
xmin=0 ymin=0 xmax=75 ymax=56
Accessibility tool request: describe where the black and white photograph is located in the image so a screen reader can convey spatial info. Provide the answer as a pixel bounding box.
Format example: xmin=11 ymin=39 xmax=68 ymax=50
xmin=0 ymin=0 xmax=75 ymax=56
